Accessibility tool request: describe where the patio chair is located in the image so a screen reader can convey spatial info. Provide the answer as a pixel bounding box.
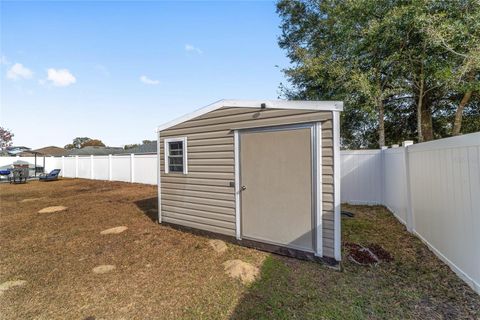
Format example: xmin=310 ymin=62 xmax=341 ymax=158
xmin=39 ymin=169 xmax=61 ymax=182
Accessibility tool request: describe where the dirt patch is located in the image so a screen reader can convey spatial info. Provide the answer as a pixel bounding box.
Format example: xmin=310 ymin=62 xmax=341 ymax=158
xmin=223 ymin=259 xmax=259 ymax=284
xmin=38 ymin=206 xmax=67 ymax=213
xmin=345 ymin=242 xmax=394 ymax=265
xmin=0 ymin=280 xmax=27 ymax=295
xmin=100 ymin=226 xmax=128 ymax=235
xmin=348 ymin=246 xmax=378 ymax=265
xmin=20 ymin=197 xmax=45 ymax=203
xmin=92 ymin=265 xmax=116 ymax=274
xmin=367 ymin=243 xmax=394 ymax=262
xmin=208 ymin=239 xmax=228 ymax=253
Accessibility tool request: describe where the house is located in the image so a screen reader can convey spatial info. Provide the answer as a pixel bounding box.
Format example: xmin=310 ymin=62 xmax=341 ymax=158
xmin=4 ymin=146 xmax=31 ymax=156
xmin=122 ymin=142 xmax=157 ymax=154
xmin=156 ymin=99 xmax=343 ymax=263
xmin=19 ymin=146 xmax=68 ymax=157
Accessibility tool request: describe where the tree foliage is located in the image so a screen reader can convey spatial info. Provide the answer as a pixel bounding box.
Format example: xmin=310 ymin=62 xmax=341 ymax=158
xmin=64 ymin=137 xmax=106 ymax=149
xmin=277 ymin=0 xmax=479 ymax=148
xmin=81 ymin=139 xmax=105 ymax=147
xmin=0 ymin=127 xmax=14 ymax=150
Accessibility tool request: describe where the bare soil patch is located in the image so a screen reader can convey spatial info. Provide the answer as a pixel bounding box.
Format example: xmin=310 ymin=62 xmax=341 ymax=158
xmin=367 ymin=243 xmax=394 ymax=262
xmin=20 ymin=197 xmax=45 ymax=203
xmin=209 ymin=239 xmax=228 ymax=253
xmin=100 ymin=226 xmax=128 ymax=235
xmin=38 ymin=205 xmax=67 ymax=213
xmin=92 ymin=265 xmax=116 ymax=274
xmin=0 ymin=280 xmax=27 ymax=295
xmin=223 ymin=260 xmax=259 ymax=284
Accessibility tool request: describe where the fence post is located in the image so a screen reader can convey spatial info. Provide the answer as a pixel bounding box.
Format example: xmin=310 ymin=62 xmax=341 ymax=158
xmin=380 ymin=146 xmax=388 ymax=205
xmin=108 ymin=154 xmax=112 ymax=181
xmin=61 ymin=156 xmax=65 ymax=177
xmin=402 ymin=140 xmax=414 ymax=232
xmin=130 ymin=153 xmax=135 ymax=183
xmin=90 ymin=155 xmax=94 ymax=180
xmin=75 ymin=156 xmax=79 ymax=178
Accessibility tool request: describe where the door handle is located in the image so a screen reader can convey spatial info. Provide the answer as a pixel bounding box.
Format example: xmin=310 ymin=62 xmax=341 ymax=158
xmin=241 ymin=185 xmax=247 ymax=191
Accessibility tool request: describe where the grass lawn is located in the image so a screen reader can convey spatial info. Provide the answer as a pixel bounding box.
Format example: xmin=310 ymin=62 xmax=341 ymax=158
xmin=0 ymin=179 xmax=478 ymax=319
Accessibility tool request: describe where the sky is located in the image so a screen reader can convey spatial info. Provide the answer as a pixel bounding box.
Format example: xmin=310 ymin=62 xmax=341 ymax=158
xmin=0 ymin=1 xmax=289 ymax=149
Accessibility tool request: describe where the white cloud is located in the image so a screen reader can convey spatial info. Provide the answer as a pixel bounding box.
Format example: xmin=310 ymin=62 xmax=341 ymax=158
xmin=6 ymin=63 xmax=33 ymax=80
xmin=185 ymin=44 xmax=203 ymax=54
xmin=140 ymin=75 xmax=159 ymax=85
xmin=45 ymin=68 xmax=76 ymax=87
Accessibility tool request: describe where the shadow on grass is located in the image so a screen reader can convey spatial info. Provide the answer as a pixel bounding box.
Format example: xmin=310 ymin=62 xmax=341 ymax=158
xmin=134 ymin=197 xmax=158 ymax=222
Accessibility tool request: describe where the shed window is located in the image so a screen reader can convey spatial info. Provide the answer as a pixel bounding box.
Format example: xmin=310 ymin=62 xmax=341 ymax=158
xmin=164 ymin=137 xmax=188 ymax=174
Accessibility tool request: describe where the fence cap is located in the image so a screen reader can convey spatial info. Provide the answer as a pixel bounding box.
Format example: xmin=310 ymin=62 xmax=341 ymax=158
xmin=391 ymin=144 xmax=399 ymax=148
xmin=402 ymin=140 xmax=414 ymax=147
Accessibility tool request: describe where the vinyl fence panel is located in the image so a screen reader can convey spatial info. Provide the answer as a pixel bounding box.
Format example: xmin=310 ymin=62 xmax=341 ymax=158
xmin=133 ymin=154 xmax=157 ymax=185
xmin=77 ymin=157 xmax=92 ymax=179
xmin=340 ymin=133 xmax=480 ymax=294
xmin=44 ymin=157 xmax=63 ymax=173
xmin=63 ymin=157 xmax=76 ymax=178
xmin=111 ymin=155 xmax=132 ymax=182
xmin=383 ymin=147 xmax=408 ymax=225
xmin=407 ymin=133 xmax=480 ymax=294
xmin=340 ymin=150 xmax=383 ymax=204
xmin=92 ymin=156 xmax=109 ymax=180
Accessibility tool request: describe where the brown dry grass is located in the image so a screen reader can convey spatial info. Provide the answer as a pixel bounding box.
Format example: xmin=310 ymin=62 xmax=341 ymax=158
xmin=0 ymin=179 xmax=266 ymax=319
xmin=1 ymin=179 xmax=479 ymax=319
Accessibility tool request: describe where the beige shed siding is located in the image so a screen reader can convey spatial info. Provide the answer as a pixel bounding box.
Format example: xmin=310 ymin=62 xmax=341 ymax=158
xmin=322 ymin=118 xmax=335 ymax=257
xmin=160 ymin=107 xmax=336 ymax=258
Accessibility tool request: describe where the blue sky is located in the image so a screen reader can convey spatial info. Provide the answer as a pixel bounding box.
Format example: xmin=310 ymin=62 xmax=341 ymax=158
xmin=0 ymin=1 xmax=289 ymax=149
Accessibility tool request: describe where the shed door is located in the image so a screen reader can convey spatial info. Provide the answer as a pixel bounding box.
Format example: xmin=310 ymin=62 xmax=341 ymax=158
xmin=240 ymin=127 xmax=313 ymax=252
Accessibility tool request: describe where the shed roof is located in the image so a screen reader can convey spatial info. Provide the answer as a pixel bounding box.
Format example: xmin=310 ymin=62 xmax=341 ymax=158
xmin=157 ymin=99 xmax=343 ymax=132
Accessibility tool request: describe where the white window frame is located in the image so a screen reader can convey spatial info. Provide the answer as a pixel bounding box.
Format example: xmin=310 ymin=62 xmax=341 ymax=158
xmin=164 ymin=137 xmax=188 ymax=174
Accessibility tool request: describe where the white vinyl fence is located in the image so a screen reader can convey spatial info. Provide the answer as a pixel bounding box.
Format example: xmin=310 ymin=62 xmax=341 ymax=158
xmin=42 ymin=154 xmax=157 ymax=185
xmin=1 ymin=153 xmax=157 ymax=185
xmin=0 ymin=156 xmax=46 ymax=168
xmin=341 ymin=132 xmax=480 ymax=294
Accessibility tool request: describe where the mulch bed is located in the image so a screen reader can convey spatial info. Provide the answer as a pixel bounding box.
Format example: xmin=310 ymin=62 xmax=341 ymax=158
xmin=367 ymin=243 xmax=394 ymax=262
xmin=344 ymin=242 xmax=394 ymax=265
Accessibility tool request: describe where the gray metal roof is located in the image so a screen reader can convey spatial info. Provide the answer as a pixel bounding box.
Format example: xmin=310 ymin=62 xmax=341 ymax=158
xmin=121 ymin=142 xmax=157 ymax=154
xmin=66 ymin=146 xmax=125 ymax=156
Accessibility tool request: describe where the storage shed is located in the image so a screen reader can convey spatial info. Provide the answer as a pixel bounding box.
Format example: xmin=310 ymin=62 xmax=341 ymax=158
xmin=157 ymin=99 xmax=343 ymax=262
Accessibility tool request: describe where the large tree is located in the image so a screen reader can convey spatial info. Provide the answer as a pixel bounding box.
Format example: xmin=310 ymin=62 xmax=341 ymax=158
xmin=423 ymin=0 xmax=480 ymax=135
xmin=277 ymin=0 xmax=480 ymax=148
